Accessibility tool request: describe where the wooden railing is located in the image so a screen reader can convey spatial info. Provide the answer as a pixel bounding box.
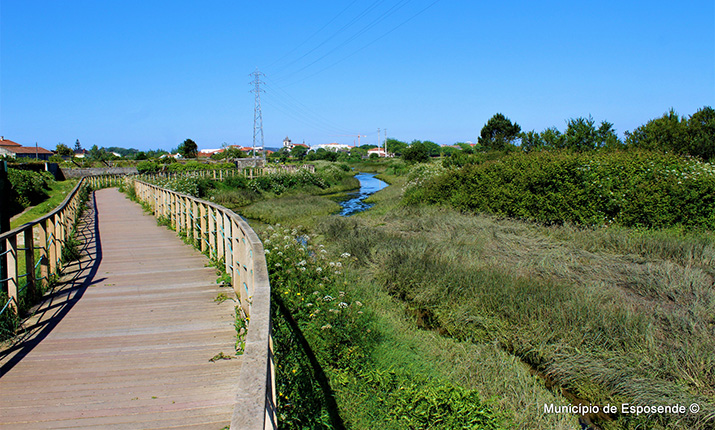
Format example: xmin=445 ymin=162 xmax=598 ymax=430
xmin=131 ymin=179 xmax=276 ymax=430
xmin=0 ymin=176 xmax=109 ymax=322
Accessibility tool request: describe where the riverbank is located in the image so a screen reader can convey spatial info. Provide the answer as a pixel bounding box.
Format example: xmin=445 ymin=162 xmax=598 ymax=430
xmin=250 ymin=159 xmax=715 ymax=429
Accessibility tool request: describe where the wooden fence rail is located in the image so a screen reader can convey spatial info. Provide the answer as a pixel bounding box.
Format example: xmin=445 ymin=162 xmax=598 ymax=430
xmin=132 ymin=179 xmax=276 ymax=430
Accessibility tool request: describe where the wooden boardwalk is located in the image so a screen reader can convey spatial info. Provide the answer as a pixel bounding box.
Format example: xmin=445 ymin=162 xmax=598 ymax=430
xmin=0 ymin=188 xmax=241 ymax=429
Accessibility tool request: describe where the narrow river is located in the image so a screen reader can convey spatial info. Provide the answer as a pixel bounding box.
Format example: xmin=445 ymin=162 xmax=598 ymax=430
xmin=338 ymin=173 xmax=388 ymax=216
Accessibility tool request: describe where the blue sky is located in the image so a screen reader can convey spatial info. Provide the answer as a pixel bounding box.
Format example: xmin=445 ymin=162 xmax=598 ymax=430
xmin=1 ymin=1 xmax=713 ymax=151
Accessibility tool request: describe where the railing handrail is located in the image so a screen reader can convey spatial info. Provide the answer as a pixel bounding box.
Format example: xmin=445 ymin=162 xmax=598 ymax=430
xmin=131 ymin=179 xmax=276 ymax=430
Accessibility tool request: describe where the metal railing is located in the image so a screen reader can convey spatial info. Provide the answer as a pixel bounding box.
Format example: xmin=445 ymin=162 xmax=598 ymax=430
xmin=131 ymin=179 xmax=276 ymax=430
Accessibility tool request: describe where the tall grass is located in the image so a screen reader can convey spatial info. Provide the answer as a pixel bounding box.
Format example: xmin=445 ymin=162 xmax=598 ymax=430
xmin=317 ymin=206 xmax=715 ymax=429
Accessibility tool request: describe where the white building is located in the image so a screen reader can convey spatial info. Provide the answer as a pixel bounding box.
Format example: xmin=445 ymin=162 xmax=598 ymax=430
xmin=314 ymin=142 xmax=352 ymax=152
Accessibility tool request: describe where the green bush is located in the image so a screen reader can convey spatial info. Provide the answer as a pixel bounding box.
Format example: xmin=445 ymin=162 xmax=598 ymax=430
xmin=6 ymin=169 xmax=54 ymax=212
xmin=406 ymin=150 xmax=715 ymax=229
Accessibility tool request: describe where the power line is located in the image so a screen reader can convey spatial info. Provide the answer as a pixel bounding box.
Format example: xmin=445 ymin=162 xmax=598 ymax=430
xmin=274 ymin=0 xmax=414 ymax=83
xmin=283 ymin=0 xmax=442 ymax=86
xmin=263 ymin=76 xmax=353 ymax=134
xmin=269 ymin=0 xmax=388 ymax=77
xmin=265 ymin=0 xmax=361 ymax=70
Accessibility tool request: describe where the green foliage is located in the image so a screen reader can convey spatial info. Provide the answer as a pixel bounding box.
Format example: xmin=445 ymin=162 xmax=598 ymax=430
xmin=0 ymin=291 xmax=21 ymax=339
xmin=687 ymin=106 xmax=715 ymax=161
xmin=385 ymin=138 xmax=408 ymax=156
xmin=55 ymin=143 xmax=73 ymax=157
xmin=407 ymin=150 xmax=715 ymax=229
xmin=621 ymin=106 xmax=715 ymax=161
xmin=211 ymin=146 xmax=247 ymax=160
xmin=61 ymin=234 xmax=82 ymax=263
xmin=234 ymin=306 xmax=248 ymax=354
xmin=478 ymin=113 xmax=521 ymax=150
xmin=7 ymin=169 xmax=54 ymax=213
xmin=306 ymin=148 xmax=340 ymax=162
xmin=290 ymin=145 xmax=309 ymax=160
xmin=178 ymin=138 xmax=198 ymax=158
xmin=401 ymin=141 xmax=431 ymax=163
xmin=343 ymin=369 xmax=501 ymax=429
xmin=137 ymin=160 xmax=159 ymax=174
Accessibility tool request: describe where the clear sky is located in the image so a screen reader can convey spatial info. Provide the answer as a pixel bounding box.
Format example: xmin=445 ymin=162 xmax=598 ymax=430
xmin=1 ymin=1 xmax=713 ymax=151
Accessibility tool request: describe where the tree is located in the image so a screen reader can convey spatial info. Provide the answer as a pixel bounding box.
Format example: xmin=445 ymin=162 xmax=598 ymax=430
xmin=290 ymin=145 xmax=308 ymax=160
xmin=520 ymin=131 xmax=544 ymax=152
xmin=625 ymin=108 xmax=687 ymax=153
xmin=478 ymin=113 xmax=521 ymax=151
xmin=385 ymin=138 xmax=408 ymax=156
xmin=420 ymin=140 xmax=441 ymax=157
xmin=402 ymin=141 xmax=430 ymax=163
xmin=455 ymin=142 xmax=475 ymax=154
xmin=74 ymin=139 xmax=82 ymax=152
xmin=87 ymin=145 xmax=110 ymax=162
xmin=178 ymin=139 xmax=198 ymax=158
xmin=540 ymin=127 xmax=565 ymax=149
xmin=687 ymin=106 xmax=715 ymax=161
xmin=211 ymin=147 xmax=247 ymax=160
xmin=55 ymin=143 xmax=73 ymax=157
xmin=596 ymin=121 xmax=623 ymax=150
xmin=564 ymin=116 xmax=598 ymax=151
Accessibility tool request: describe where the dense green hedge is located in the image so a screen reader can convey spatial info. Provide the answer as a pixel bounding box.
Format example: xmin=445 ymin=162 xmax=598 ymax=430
xmin=405 ymin=150 xmax=715 ymax=229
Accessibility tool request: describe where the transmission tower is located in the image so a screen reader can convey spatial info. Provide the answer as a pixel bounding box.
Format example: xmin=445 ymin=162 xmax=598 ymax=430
xmin=250 ymin=68 xmax=265 ymax=162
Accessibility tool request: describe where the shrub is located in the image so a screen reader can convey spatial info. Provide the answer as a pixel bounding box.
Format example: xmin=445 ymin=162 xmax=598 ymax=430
xmin=7 ymin=169 xmax=53 ymax=210
xmin=406 ymin=150 xmax=715 ymax=229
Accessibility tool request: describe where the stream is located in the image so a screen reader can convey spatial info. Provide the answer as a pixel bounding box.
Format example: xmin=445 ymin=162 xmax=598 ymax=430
xmin=337 ymin=173 xmax=388 ymax=216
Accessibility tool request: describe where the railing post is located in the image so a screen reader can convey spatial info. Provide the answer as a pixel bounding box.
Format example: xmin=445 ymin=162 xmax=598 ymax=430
xmin=56 ymin=212 xmax=64 ymax=272
xmin=24 ymin=228 xmax=37 ymax=301
xmin=38 ymin=218 xmax=48 ymax=287
xmin=200 ymin=203 xmax=207 ymax=253
xmin=232 ymin=218 xmax=241 ymax=307
xmin=223 ymin=212 xmax=231 ymax=275
xmin=175 ymin=194 xmax=182 ymax=234
xmin=208 ymin=206 xmax=216 ymax=259
xmin=6 ymin=236 xmax=17 ymax=313
xmin=48 ymin=215 xmax=57 ymax=275
xmin=192 ymin=200 xmax=199 ymax=246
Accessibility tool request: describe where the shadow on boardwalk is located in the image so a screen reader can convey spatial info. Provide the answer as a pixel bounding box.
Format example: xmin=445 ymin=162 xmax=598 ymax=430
xmin=0 ymin=191 xmax=103 ymax=376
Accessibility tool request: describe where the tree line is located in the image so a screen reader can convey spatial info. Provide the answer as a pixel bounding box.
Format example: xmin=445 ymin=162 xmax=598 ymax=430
xmin=475 ymin=106 xmax=715 ymax=161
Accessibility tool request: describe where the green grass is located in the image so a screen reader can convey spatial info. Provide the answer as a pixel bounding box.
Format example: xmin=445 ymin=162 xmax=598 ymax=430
xmin=10 ymin=179 xmax=78 ymax=229
xmin=316 ymin=203 xmax=715 ymax=430
xmin=240 ymin=195 xmax=342 ymax=225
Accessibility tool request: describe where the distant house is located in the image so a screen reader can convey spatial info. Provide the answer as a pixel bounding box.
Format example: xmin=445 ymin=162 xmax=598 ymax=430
xmin=73 ymin=149 xmax=88 ymax=158
xmin=198 ymin=148 xmax=224 ymax=158
xmin=367 ymin=148 xmax=388 ymax=157
xmin=0 ymin=137 xmax=54 ymax=161
xmin=314 ymin=142 xmax=352 ymax=152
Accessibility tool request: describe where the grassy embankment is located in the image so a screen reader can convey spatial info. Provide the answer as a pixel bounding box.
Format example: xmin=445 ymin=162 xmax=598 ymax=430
xmin=241 ymin=153 xmax=714 ymax=430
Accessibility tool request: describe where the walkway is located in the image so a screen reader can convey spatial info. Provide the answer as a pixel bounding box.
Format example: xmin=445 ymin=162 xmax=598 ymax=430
xmin=0 ymin=188 xmax=241 ymax=429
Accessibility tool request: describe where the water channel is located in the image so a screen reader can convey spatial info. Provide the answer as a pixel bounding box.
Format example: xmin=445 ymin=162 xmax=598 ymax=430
xmin=337 ymin=173 xmax=388 ymax=216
